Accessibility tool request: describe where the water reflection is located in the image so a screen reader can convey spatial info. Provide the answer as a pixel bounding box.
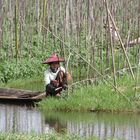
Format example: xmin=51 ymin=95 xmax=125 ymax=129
xmin=45 ymin=116 xmax=66 ymax=133
xmin=0 ymin=103 xmax=140 ymax=140
xmin=43 ymin=111 xmax=140 ymax=140
xmin=0 ymin=103 xmax=44 ymax=133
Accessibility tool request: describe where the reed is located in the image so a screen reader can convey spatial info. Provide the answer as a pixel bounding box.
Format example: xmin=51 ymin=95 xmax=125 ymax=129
xmin=104 ymin=0 xmax=117 ymax=89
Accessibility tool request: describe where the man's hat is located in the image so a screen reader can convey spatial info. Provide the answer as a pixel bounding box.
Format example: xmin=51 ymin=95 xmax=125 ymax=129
xmin=42 ymin=53 xmax=65 ymax=64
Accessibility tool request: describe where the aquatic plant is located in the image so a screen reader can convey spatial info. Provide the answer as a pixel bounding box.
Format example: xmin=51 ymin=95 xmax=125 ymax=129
xmin=0 ymin=131 xmax=98 ymax=140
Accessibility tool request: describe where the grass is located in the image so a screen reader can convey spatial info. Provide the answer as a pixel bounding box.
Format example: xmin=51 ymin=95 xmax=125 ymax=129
xmin=0 ymin=131 xmax=98 ymax=140
xmin=0 ymin=76 xmax=44 ymax=91
xmin=1 ymin=72 xmax=140 ymax=112
xmin=0 ymin=131 xmax=125 ymax=140
xmin=38 ymin=74 xmax=140 ymax=112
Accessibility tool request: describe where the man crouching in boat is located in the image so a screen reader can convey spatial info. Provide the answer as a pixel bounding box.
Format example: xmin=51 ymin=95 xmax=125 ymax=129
xmin=43 ymin=53 xmax=67 ymax=97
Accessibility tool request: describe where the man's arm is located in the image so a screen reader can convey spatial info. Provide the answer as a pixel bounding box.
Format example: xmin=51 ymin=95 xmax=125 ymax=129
xmin=44 ymin=70 xmax=51 ymax=85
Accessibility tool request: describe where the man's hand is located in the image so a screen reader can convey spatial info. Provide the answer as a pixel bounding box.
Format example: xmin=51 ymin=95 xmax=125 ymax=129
xmin=62 ymin=84 xmax=68 ymax=90
xmin=46 ymin=84 xmax=56 ymax=93
xmin=51 ymin=80 xmax=59 ymax=87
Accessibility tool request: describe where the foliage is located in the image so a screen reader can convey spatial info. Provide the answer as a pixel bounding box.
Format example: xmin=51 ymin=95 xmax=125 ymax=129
xmin=0 ymin=0 xmax=139 ymax=85
xmin=38 ymin=74 xmax=139 ymax=112
xmin=0 ymin=131 xmax=98 ymax=140
xmin=0 ymin=58 xmax=46 ymax=83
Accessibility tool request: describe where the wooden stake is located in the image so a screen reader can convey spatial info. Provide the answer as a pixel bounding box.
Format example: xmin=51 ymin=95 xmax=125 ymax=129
xmin=15 ymin=0 xmax=19 ymax=63
xmin=104 ymin=0 xmax=117 ymax=89
xmin=104 ymin=1 xmax=135 ymax=80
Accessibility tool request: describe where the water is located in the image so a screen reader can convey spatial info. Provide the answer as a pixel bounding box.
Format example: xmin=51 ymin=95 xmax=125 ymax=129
xmin=0 ymin=103 xmax=140 ymax=140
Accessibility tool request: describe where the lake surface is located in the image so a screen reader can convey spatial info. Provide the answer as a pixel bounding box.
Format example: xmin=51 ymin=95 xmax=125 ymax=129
xmin=0 ymin=102 xmax=140 ymax=140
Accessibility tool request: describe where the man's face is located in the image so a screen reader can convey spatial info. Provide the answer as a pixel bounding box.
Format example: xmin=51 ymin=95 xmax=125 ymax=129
xmin=50 ymin=62 xmax=59 ymax=72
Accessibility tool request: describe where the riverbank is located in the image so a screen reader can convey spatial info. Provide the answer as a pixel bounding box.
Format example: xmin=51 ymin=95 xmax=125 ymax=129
xmin=1 ymin=74 xmax=140 ymax=113
xmin=38 ymin=74 xmax=140 ymax=113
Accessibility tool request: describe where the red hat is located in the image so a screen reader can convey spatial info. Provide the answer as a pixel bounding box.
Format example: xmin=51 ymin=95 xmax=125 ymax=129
xmin=42 ymin=53 xmax=65 ymax=64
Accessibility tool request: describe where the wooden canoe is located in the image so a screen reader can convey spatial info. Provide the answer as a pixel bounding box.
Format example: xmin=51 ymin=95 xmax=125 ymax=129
xmin=0 ymin=88 xmax=46 ymax=101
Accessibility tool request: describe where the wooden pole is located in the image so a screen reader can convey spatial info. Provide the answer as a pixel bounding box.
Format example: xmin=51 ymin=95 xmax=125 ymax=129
xmin=104 ymin=2 xmax=135 ymax=80
xmin=15 ymin=0 xmax=19 ymax=63
xmin=104 ymin=0 xmax=117 ymax=89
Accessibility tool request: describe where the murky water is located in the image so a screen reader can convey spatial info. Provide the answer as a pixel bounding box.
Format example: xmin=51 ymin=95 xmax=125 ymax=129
xmin=0 ymin=103 xmax=140 ymax=140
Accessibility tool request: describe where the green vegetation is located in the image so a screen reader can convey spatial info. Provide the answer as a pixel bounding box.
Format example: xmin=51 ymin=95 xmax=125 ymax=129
xmin=0 ymin=0 xmax=139 ymax=86
xmin=0 ymin=1 xmax=139 ymax=139
xmin=0 ymin=58 xmax=46 ymax=83
xmin=38 ymin=74 xmax=140 ymax=112
xmin=0 ymin=132 xmax=97 ymax=140
xmin=1 ymin=72 xmax=140 ymax=112
xmin=0 ymin=76 xmax=44 ymax=91
xmin=0 ymin=131 xmax=125 ymax=140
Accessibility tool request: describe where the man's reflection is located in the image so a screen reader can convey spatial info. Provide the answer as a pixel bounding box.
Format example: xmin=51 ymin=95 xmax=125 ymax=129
xmin=45 ymin=117 xmax=66 ymax=133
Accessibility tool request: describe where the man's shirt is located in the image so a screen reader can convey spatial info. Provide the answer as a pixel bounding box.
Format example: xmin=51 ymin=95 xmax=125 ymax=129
xmin=44 ymin=66 xmax=65 ymax=86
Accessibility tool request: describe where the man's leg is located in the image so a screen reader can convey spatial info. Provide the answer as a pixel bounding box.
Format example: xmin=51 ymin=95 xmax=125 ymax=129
xmin=56 ymin=70 xmax=67 ymax=89
xmin=46 ymin=83 xmax=62 ymax=96
xmin=45 ymin=70 xmax=67 ymax=97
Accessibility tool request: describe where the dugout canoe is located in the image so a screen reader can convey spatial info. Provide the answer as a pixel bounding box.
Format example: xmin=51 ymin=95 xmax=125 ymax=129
xmin=0 ymin=88 xmax=46 ymax=101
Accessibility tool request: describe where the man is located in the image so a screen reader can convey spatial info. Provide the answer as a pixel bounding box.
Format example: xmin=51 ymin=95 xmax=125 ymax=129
xmin=43 ymin=53 xmax=67 ymax=97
